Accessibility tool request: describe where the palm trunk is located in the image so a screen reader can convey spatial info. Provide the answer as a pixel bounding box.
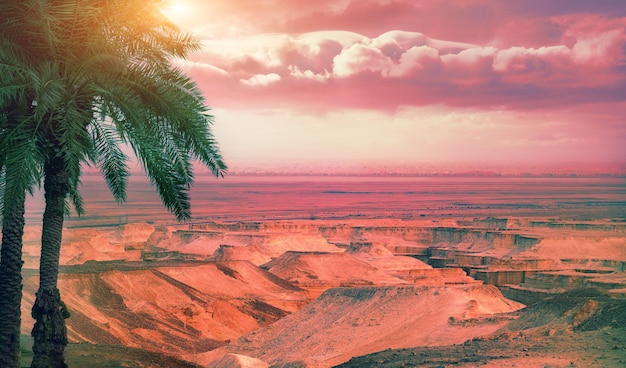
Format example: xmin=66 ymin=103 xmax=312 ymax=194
xmin=31 ymin=157 xmax=70 ymax=368
xmin=0 ymin=183 xmax=27 ymax=368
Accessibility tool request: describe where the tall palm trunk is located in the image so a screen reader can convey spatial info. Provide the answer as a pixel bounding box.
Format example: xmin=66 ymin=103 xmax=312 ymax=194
xmin=0 ymin=175 xmax=27 ymax=368
xmin=31 ymin=156 xmax=70 ymax=368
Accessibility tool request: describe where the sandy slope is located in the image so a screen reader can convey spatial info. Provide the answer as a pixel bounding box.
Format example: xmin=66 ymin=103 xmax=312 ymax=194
xmin=199 ymin=284 xmax=523 ymax=367
xmin=338 ymin=289 xmax=626 ymax=368
xmin=263 ymin=251 xmax=407 ymax=298
xmin=21 ymin=261 xmax=309 ymax=357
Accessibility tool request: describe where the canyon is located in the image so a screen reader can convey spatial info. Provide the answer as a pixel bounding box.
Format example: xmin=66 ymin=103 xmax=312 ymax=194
xmin=15 ymin=176 xmax=626 ymax=367
xmin=17 ymin=216 xmax=626 ymax=367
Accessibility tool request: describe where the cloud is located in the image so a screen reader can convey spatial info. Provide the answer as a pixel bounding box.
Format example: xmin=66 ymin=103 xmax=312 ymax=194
xmin=169 ymin=1 xmax=626 ymax=171
xmin=186 ymin=20 xmax=625 ymax=112
xmin=288 ymin=66 xmax=330 ymax=82
xmin=571 ymin=29 xmax=624 ymax=66
xmin=492 ymin=45 xmax=571 ymax=72
xmin=332 ymin=41 xmax=392 ymax=77
xmin=240 ymin=73 xmax=281 ymax=86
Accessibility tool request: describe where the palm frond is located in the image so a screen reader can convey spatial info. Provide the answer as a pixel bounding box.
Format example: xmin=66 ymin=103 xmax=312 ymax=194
xmin=118 ymin=65 xmax=227 ymax=177
xmin=89 ymin=119 xmax=129 ymax=203
xmin=0 ymin=167 xmax=5 ymax=220
xmin=30 ymin=62 xmax=64 ymax=123
xmin=126 ymin=124 xmax=192 ymax=221
xmin=0 ymin=135 xmax=41 ymax=221
xmin=67 ymin=170 xmax=84 ymax=216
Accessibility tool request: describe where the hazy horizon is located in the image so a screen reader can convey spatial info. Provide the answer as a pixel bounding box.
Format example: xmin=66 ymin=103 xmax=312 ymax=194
xmin=82 ymin=161 xmax=626 ymax=177
xmin=25 ymin=175 xmax=626 ymax=227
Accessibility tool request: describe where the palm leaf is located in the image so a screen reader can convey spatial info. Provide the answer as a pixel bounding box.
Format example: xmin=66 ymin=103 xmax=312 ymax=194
xmin=89 ymin=119 xmax=129 ymax=203
xmin=0 ymin=135 xmax=41 ymax=221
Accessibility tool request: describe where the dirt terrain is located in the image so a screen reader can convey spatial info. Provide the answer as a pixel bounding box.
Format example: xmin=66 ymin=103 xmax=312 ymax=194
xmin=20 ymin=338 xmax=202 ymax=368
xmin=338 ymin=288 xmax=626 ymax=368
xmin=15 ymin=211 xmax=626 ymax=367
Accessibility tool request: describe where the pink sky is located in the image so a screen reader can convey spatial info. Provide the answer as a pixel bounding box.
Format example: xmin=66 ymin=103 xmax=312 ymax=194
xmin=165 ymin=0 xmax=626 ymax=174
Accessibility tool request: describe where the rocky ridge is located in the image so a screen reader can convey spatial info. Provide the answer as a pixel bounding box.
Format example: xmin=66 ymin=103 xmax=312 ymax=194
xmin=17 ymin=216 xmax=626 ymax=367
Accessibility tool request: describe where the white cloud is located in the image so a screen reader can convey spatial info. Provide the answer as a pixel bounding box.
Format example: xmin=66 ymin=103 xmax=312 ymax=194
xmin=572 ymin=29 xmax=623 ymax=66
xmin=492 ymin=45 xmax=570 ymax=72
xmin=332 ymin=42 xmax=394 ymax=77
xmin=288 ymin=65 xmax=330 ymax=81
xmin=387 ymin=45 xmax=441 ymax=77
xmin=240 ymin=73 xmax=281 ymax=86
xmin=176 ymin=60 xmax=230 ymax=77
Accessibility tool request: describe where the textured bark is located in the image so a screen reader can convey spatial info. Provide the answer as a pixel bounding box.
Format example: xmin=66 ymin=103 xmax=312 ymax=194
xmin=31 ymin=157 xmax=70 ymax=368
xmin=0 ymin=188 xmax=27 ymax=368
xmin=30 ymin=289 xmax=69 ymax=368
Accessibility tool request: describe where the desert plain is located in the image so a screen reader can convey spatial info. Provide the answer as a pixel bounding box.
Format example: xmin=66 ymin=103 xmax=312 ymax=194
xmin=16 ymin=175 xmax=626 ymax=367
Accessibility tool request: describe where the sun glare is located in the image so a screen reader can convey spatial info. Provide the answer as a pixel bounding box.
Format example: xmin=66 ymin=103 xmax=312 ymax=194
xmin=162 ymin=1 xmax=192 ymax=20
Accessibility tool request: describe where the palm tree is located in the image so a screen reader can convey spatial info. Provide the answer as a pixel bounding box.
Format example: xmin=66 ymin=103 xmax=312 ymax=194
xmin=1 ymin=2 xmax=52 ymax=366
xmin=0 ymin=121 xmax=40 ymax=367
xmin=2 ymin=1 xmax=226 ymax=367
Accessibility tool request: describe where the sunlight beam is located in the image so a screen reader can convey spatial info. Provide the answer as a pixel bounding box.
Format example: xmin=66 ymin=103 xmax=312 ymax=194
xmin=161 ymin=0 xmax=192 ymax=22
